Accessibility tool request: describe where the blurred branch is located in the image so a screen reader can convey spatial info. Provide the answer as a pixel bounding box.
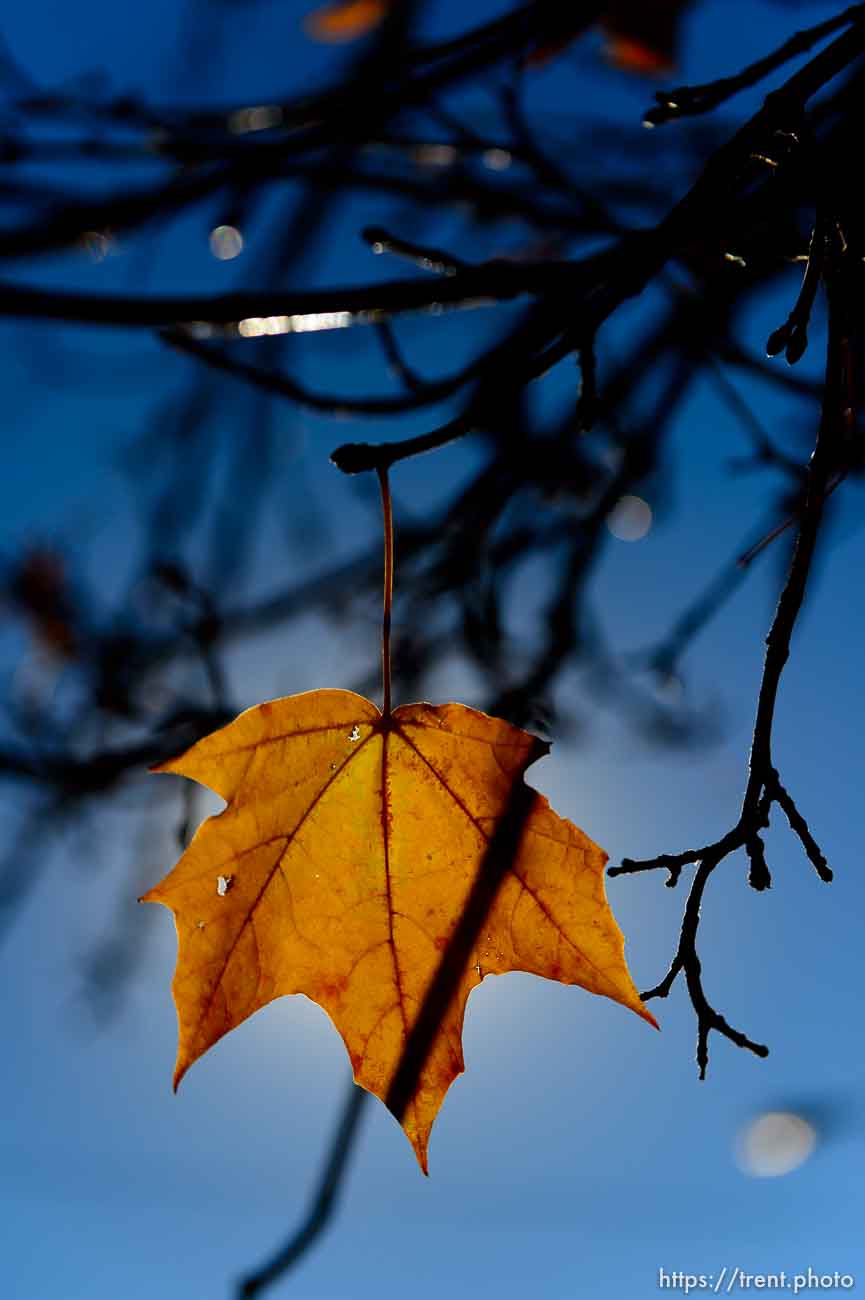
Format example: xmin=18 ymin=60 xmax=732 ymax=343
xmin=0 ymin=257 xmax=578 ymax=326
xmin=237 ymin=1079 xmax=369 ymax=1298
xmin=386 ymin=780 xmax=539 ymax=1126
xmin=646 ymin=4 xmax=865 ymax=125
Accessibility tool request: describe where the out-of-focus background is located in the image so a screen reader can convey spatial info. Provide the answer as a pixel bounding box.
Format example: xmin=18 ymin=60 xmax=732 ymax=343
xmin=1 ymin=2 xmax=863 ymax=1296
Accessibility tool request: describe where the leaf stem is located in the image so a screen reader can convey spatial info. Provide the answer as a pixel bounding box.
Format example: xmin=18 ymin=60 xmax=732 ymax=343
xmin=378 ymin=466 xmax=394 ymax=716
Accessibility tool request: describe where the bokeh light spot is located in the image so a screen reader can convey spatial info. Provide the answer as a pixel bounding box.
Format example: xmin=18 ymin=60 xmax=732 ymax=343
xmin=483 ymin=148 xmax=512 ymax=170
xmin=606 ymin=494 xmax=652 ymax=541
xmin=227 ymin=104 xmax=283 ymax=134
xmin=81 ymin=230 xmax=114 ymax=262
xmin=737 ymin=1111 xmax=817 ymax=1178
xmin=412 ymin=143 xmax=457 ymax=167
xmin=209 ymin=225 xmax=244 ymax=260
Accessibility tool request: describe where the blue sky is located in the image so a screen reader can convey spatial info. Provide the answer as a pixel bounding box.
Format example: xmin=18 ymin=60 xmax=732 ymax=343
xmin=2 ymin=2 xmax=864 ymax=1298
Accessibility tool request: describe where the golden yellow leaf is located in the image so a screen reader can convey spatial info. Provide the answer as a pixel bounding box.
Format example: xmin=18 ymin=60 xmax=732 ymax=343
xmin=143 ymin=689 xmax=656 ymax=1171
xmin=304 ymin=0 xmax=389 ymax=43
xmin=529 ymin=1 xmax=690 ymax=73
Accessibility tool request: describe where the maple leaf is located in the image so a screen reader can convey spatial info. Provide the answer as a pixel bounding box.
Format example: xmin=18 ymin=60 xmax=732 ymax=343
xmin=304 ymin=0 xmax=692 ymax=76
xmin=143 ymin=689 xmax=656 ymax=1171
xmin=303 ymin=0 xmax=389 ymax=42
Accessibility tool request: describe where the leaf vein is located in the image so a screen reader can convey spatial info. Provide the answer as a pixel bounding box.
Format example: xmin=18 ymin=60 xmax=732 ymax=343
xmin=189 ymin=731 xmax=377 ymax=1038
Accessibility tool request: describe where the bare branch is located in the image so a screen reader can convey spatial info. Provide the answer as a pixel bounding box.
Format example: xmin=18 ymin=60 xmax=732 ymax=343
xmin=237 ymin=1080 xmax=368 ymax=1298
xmin=613 ymin=249 xmax=846 ymax=1075
xmin=645 ymin=5 xmax=865 ymax=126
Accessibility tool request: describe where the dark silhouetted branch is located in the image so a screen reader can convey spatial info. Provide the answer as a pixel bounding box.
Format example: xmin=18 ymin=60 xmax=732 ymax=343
xmin=645 ymin=5 xmax=865 ymax=126
xmin=611 ymin=254 xmax=846 ymax=1076
xmin=237 ymin=1080 xmax=369 ymax=1298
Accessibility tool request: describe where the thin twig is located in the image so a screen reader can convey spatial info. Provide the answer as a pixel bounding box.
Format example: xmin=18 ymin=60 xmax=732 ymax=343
xmin=769 ymin=768 xmax=833 ymax=882
xmin=362 ymin=225 xmax=465 ymax=277
xmin=766 ymin=215 xmax=826 ymax=364
xmin=645 ymin=5 xmax=865 ymax=126
xmin=613 ymin=255 xmax=845 ymax=1074
xmin=332 ymin=413 xmax=473 ymax=474
xmin=237 ymin=1081 xmax=368 ymax=1298
xmin=162 ymin=328 xmax=473 ymax=417
xmin=373 ymin=320 xmax=424 ymax=392
xmin=0 ymin=259 xmax=567 ymax=326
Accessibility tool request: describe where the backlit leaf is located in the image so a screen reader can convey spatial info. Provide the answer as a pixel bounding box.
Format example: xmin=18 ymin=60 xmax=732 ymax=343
xmin=143 ymin=690 xmax=656 ymax=1171
xmin=304 ymin=0 xmax=389 ymax=43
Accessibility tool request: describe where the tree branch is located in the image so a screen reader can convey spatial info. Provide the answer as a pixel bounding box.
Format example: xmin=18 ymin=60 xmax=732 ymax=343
xmin=646 ymin=5 xmax=865 ymax=126
xmin=237 ymin=1080 xmax=368 ymax=1298
xmin=611 ymin=251 xmax=846 ymax=1075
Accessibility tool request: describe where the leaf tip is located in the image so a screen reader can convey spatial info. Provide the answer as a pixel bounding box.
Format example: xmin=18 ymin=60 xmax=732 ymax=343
xmin=643 ymin=1005 xmax=661 ymax=1032
xmin=410 ymin=1137 xmax=431 ymax=1176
